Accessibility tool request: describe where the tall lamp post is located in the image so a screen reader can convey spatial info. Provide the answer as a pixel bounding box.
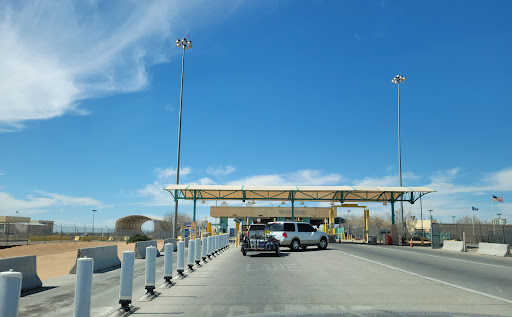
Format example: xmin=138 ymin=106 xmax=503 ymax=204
xmin=173 ymin=37 xmax=192 ymax=239
xmin=391 ymin=74 xmax=406 ymax=233
xmin=92 ymin=209 xmax=97 ymax=240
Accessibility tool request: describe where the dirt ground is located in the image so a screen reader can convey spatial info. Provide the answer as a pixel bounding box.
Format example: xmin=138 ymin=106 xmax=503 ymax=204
xmin=0 ymin=240 xmax=164 ymax=280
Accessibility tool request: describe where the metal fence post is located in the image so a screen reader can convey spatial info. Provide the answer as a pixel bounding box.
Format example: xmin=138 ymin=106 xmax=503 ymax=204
xmin=6 ymin=223 xmax=9 ymax=246
xmin=60 ymin=224 xmax=63 ymax=243
xmin=27 ymin=222 xmax=30 ymax=245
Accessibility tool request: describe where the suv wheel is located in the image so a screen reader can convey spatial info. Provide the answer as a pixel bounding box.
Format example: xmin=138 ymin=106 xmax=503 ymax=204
xmin=290 ymin=239 xmax=300 ymax=251
xmin=318 ymin=237 xmax=328 ymax=250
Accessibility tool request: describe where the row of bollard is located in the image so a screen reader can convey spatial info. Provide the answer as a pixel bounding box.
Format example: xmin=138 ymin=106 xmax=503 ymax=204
xmin=0 ymin=234 xmax=230 ymax=316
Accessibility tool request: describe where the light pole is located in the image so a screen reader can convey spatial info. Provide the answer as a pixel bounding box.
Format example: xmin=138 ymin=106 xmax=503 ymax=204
xmin=92 ymin=209 xmax=97 ymax=240
xmin=452 ymin=216 xmax=456 ymax=224
xmin=173 ymin=37 xmax=192 ymax=239
xmin=428 ymin=209 xmax=433 ymax=240
xmin=16 ymin=211 xmax=19 ymax=217
xmin=420 ymin=195 xmax=424 ymax=244
xmin=347 ymin=210 xmax=351 ymax=235
xmin=391 ymin=74 xmax=406 ymax=233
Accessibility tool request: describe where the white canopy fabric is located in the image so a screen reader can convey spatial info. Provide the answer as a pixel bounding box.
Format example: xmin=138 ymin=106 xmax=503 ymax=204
xmin=163 ymin=185 xmax=435 ymax=204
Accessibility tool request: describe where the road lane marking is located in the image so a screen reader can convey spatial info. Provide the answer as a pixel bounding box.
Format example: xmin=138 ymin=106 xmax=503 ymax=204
xmin=331 ymin=249 xmax=512 ymax=305
xmin=361 ymin=245 xmax=512 ymax=271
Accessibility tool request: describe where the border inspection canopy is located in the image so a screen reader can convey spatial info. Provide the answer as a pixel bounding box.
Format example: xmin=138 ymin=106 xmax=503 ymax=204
xmin=163 ymin=185 xmax=435 ymax=204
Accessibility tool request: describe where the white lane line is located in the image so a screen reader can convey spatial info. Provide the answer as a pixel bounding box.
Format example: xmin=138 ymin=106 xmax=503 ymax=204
xmin=361 ymin=245 xmax=512 ymax=271
xmin=331 ymin=249 xmax=512 ymax=305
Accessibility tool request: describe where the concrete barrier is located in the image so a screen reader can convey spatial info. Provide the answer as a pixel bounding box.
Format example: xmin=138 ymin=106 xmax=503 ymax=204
xmin=70 ymin=245 xmax=121 ymax=274
xmin=134 ymin=240 xmax=161 ymax=259
xmin=441 ymin=240 xmax=465 ymax=252
xmin=477 ymin=242 xmax=510 ymax=257
xmin=0 ymin=255 xmax=42 ymax=291
xmin=160 ymin=238 xmax=177 ymax=252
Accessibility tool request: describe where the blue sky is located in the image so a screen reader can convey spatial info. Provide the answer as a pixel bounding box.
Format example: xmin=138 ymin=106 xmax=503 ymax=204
xmin=0 ymin=0 xmax=511 ymax=228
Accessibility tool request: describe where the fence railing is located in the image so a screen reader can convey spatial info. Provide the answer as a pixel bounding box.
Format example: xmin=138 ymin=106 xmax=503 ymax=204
xmin=438 ymin=223 xmax=512 ymax=246
xmin=0 ymin=223 xmax=173 ymax=246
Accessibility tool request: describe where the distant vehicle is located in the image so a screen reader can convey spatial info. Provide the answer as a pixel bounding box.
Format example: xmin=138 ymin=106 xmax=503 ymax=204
xmin=267 ymin=221 xmax=328 ymax=251
xmin=241 ymin=223 xmax=280 ymax=256
xmin=247 ymin=224 xmax=266 ymax=239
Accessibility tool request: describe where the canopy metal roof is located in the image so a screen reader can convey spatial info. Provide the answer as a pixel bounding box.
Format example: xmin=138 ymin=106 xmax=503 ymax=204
xmin=163 ymin=185 xmax=435 ymax=204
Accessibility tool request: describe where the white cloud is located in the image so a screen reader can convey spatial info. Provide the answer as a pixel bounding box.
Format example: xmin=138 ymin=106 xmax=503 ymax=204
xmin=484 ymin=167 xmax=512 ymax=191
xmin=227 ymin=169 xmax=343 ymax=186
xmin=228 ymin=174 xmax=286 ymax=186
xmin=353 ymin=172 xmax=420 ymax=187
xmin=165 ymin=104 xmax=176 ymax=112
xmin=197 ymin=177 xmax=215 ymax=185
xmin=137 ymin=166 xmax=192 ymax=206
xmin=0 ymin=1 xmax=242 ymax=132
xmin=0 ymin=190 xmax=102 ymax=215
xmin=154 ymin=167 xmax=191 ymax=180
xmin=207 ymin=166 xmax=236 ymax=176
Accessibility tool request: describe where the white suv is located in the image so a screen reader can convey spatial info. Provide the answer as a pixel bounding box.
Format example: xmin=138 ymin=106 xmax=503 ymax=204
xmin=267 ymin=221 xmax=328 ymax=251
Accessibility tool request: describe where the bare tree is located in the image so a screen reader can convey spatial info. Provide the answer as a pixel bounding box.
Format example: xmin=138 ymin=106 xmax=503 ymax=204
xmin=162 ymin=211 xmax=193 ymax=233
xmin=456 ymin=215 xmax=487 ymax=224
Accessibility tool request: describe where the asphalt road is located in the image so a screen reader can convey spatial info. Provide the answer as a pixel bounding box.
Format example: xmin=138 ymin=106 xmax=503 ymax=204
xmin=125 ymin=242 xmax=512 ymax=316
xmin=17 ymin=242 xmax=512 ymax=316
xmin=330 ymin=242 xmax=512 ymax=302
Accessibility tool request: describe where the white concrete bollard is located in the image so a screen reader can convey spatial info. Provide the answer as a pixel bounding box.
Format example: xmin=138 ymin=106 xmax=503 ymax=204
xmin=177 ymin=241 xmax=185 ymax=276
xmin=187 ymin=240 xmax=195 ymax=271
xmin=119 ymin=251 xmax=135 ymax=311
xmin=201 ymin=237 xmax=208 ymax=262
xmin=195 ymin=238 xmax=201 ymax=265
xmin=145 ymin=246 xmax=156 ymax=295
xmin=164 ymin=243 xmax=174 ymax=283
xmin=206 ymin=237 xmax=212 ymax=259
xmin=73 ymin=257 xmax=94 ymax=317
xmin=0 ymin=269 xmax=22 ymax=317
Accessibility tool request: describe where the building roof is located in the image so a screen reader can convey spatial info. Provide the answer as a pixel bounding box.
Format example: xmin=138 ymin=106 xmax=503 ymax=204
xmin=163 ymin=185 xmax=435 ymax=204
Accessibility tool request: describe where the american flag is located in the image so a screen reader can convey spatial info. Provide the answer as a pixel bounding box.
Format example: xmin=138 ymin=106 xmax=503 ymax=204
xmin=492 ymin=195 xmax=504 ymax=202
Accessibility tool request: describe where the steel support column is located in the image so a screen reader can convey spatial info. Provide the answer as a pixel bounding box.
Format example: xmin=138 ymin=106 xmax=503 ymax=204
xmin=193 ymin=190 xmax=197 ymax=222
xmin=391 ymin=202 xmax=395 ymax=225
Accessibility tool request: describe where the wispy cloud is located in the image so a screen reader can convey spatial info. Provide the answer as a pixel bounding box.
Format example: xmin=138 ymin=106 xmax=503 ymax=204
xmin=137 ymin=166 xmax=192 ymax=206
xmin=227 ymin=169 xmax=343 ymax=186
xmin=0 ymin=190 xmax=103 ymax=215
xmin=207 ymin=166 xmax=236 ymax=176
xmin=0 ymin=0 xmax=242 ymax=132
xmin=353 ymin=172 xmax=420 ymax=187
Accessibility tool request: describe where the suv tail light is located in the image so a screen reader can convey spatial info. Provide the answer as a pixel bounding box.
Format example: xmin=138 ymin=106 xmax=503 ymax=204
xmin=283 ymin=233 xmax=287 ymax=238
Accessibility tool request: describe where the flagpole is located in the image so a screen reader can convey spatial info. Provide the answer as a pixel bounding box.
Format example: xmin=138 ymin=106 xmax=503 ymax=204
xmin=472 ymin=208 xmax=475 ymax=236
xmin=492 ymin=195 xmax=495 ymax=235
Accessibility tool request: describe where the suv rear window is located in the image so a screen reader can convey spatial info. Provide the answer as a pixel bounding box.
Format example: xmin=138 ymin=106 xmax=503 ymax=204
xmin=249 ymin=224 xmax=265 ymax=231
xmin=298 ymin=223 xmax=315 ymax=232
xmin=268 ymin=223 xmax=295 ymax=232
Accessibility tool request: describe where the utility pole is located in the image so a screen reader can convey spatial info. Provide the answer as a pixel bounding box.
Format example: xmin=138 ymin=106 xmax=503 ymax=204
xmin=391 ymin=74 xmax=406 ymax=234
xmin=173 ymin=37 xmax=193 ymax=239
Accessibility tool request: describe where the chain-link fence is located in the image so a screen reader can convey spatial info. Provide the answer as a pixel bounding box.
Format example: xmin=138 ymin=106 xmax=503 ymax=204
xmin=438 ymin=223 xmax=512 ymax=246
xmin=0 ymin=222 xmax=173 ymax=246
